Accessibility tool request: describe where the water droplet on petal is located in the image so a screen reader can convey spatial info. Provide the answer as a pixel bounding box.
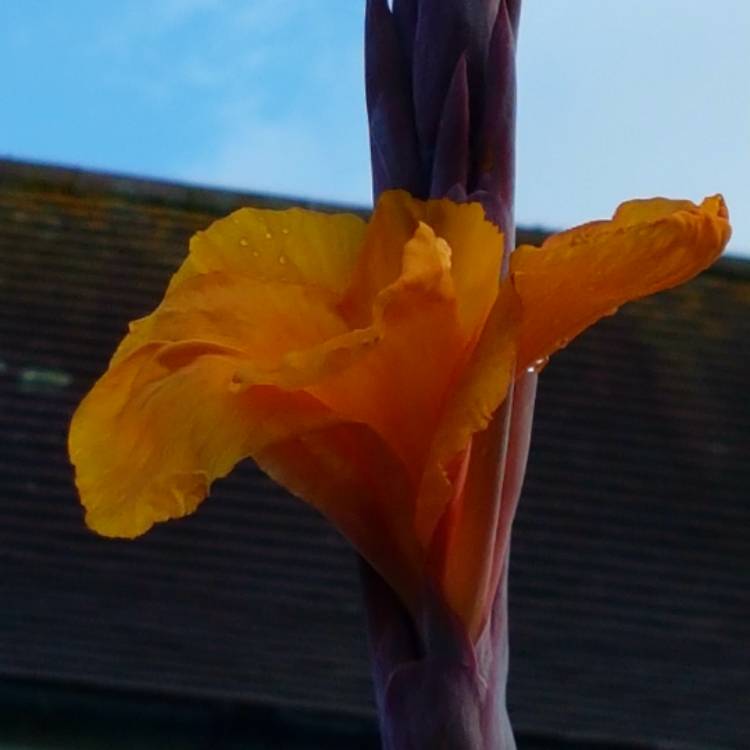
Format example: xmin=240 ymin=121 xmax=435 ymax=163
xmin=527 ymin=356 xmax=549 ymax=374
xmin=278 ymin=255 xmax=287 ymax=265
xmin=265 ymin=232 xmax=272 ymax=240
xmin=282 ymin=228 xmax=290 ymax=235
xmin=239 ymin=237 xmax=249 ymax=247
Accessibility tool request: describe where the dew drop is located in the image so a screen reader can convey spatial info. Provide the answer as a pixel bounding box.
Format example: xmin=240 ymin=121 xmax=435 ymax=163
xmin=278 ymin=255 xmax=287 ymax=265
xmin=239 ymin=237 xmax=249 ymax=247
xmin=251 ymin=250 xmax=259 ymax=257
xmin=526 ymin=356 xmax=549 ymax=374
xmin=265 ymin=232 xmax=272 ymax=240
xmin=282 ymin=228 xmax=290 ymax=235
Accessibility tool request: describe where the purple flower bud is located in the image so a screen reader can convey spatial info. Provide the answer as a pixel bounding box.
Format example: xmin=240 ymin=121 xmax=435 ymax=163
xmin=366 ymin=0 xmax=521 ymax=234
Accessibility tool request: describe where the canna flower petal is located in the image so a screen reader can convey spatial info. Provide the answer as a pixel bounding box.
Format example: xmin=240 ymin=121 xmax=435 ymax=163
xmin=69 ymin=191 xmax=507 ymax=609
xmin=416 ymin=280 xmax=520 ymax=547
xmin=419 ymin=193 xmax=731 ymax=634
xmin=326 ymin=191 xmax=506 ymax=476
xmin=174 ymin=203 xmax=366 ymax=293
xmin=343 ymin=190 xmax=503 ymax=336
xmin=112 ymin=207 xmax=366 ymax=365
xmin=419 ymin=283 xmax=521 ymax=636
xmin=427 ymin=193 xmax=731 ymax=633
xmin=70 ymin=341 xmax=332 ymax=537
xmin=69 ymin=199 xmax=371 ymax=540
xmin=511 ymin=195 xmax=731 ymax=371
xmin=69 ymin=188 xmax=731 ymax=635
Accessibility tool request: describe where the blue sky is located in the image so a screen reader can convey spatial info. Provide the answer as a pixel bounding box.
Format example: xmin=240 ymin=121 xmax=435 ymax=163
xmin=1 ymin=0 xmax=748 ymax=255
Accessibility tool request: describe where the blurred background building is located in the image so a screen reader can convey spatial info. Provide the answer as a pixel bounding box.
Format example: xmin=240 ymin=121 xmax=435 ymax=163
xmin=0 ymin=159 xmax=748 ymax=749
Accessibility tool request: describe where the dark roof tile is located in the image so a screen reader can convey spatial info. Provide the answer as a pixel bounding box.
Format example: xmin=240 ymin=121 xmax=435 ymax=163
xmin=1 ymin=158 xmax=748 ymax=749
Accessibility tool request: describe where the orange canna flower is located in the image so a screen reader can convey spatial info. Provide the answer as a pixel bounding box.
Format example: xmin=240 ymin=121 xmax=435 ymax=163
xmin=68 ymin=189 xmax=730 ymax=638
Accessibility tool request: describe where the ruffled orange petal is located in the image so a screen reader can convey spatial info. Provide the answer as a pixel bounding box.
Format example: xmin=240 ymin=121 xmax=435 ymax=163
xmin=419 ymin=197 xmax=504 ymax=336
xmin=70 ymin=339 xmax=422 ymax=598
xmin=70 ymin=341 xmax=324 ymax=536
xmin=343 ymin=191 xmax=504 ymax=339
xmin=113 ymin=272 xmax=349 ymax=367
xmin=412 ymin=282 xmax=523 ymax=638
xmin=306 ymin=221 xmax=465 ymax=474
xmin=73 ymin=202 xmax=465 ymax=604
xmin=511 ymin=195 xmax=731 ymax=370
xmin=172 ymin=204 xmax=366 ymax=293
xmin=415 ymin=281 xmax=520 ymax=545
xmin=71 ymin=207 xmax=372 ymax=537
xmin=257 ymin=421 xmax=420 ymax=606
xmin=341 ymin=190 xmax=416 ymax=327
xmin=114 ymin=205 xmax=367 ymax=363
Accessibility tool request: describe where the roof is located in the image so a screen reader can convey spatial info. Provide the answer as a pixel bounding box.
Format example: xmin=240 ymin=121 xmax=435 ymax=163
xmin=1 ymin=158 xmax=748 ymax=749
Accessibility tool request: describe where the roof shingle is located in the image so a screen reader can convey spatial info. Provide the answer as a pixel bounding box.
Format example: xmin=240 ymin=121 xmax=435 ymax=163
xmin=1 ymin=158 xmax=748 ymax=749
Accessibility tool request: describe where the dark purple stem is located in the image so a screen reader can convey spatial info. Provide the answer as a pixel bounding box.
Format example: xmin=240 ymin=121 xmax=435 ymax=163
xmin=363 ymin=2 xmax=534 ymax=748
xmin=360 ymin=376 xmax=536 ymax=750
xmin=360 ymin=560 xmax=515 ymax=750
